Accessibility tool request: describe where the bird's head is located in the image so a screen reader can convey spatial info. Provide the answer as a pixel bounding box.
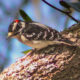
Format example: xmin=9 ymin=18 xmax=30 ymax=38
xmin=7 ymin=19 xmax=25 ymax=38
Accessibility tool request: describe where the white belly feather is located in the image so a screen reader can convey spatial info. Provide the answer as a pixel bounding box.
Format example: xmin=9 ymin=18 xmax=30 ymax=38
xmin=15 ymin=35 xmax=70 ymax=50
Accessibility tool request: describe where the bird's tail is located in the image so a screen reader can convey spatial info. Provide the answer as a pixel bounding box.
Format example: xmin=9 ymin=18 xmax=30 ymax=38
xmin=58 ymin=37 xmax=74 ymax=45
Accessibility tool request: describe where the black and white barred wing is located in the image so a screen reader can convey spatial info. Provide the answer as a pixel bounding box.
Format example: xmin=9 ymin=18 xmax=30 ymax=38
xmin=21 ymin=22 xmax=62 ymax=41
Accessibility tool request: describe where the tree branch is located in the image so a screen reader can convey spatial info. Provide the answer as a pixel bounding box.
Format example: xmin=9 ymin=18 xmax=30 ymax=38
xmin=42 ymin=0 xmax=79 ymax=23
xmin=0 ymin=24 xmax=80 ymax=80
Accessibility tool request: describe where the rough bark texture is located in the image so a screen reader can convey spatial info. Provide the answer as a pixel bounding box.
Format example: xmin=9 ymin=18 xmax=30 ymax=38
xmin=0 ymin=23 xmax=80 ymax=80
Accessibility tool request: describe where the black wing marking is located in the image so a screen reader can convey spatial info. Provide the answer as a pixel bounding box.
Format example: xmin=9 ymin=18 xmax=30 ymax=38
xmin=21 ymin=22 xmax=62 ymax=41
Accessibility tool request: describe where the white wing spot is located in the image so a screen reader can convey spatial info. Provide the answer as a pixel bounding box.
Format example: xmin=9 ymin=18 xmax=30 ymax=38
xmin=43 ymin=31 xmax=47 ymax=39
xmin=35 ymin=32 xmax=42 ymax=39
xmin=26 ymin=33 xmax=35 ymax=37
xmin=49 ymin=32 xmax=54 ymax=40
xmin=47 ymin=28 xmax=51 ymax=32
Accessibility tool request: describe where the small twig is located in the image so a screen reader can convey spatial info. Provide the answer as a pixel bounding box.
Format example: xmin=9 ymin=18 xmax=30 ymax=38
xmin=42 ymin=0 xmax=79 ymax=23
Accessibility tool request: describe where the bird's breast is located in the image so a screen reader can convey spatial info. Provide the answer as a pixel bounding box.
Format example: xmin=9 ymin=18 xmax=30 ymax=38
xmin=16 ymin=35 xmax=70 ymax=50
xmin=16 ymin=35 xmax=54 ymax=50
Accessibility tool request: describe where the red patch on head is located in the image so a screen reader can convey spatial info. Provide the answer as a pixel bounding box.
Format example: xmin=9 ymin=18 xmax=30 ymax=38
xmin=14 ymin=19 xmax=20 ymax=23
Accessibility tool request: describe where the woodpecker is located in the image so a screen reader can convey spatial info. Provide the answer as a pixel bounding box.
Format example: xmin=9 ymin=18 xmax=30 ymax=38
xmin=8 ymin=19 xmax=72 ymax=51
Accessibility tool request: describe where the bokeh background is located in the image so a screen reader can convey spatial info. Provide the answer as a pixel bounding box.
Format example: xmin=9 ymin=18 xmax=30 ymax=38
xmin=0 ymin=0 xmax=79 ymax=72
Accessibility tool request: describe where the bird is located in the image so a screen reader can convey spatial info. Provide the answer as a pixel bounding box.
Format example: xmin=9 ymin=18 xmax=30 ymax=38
xmin=7 ymin=19 xmax=72 ymax=52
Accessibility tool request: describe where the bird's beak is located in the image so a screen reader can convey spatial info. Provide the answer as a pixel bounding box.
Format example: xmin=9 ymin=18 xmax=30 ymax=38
xmin=7 ymin=32 xmax=14 ymax=39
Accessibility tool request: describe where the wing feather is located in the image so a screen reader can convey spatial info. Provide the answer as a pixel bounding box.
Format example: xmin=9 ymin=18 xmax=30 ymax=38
xmin=21 ymin=22 xmax=62 ymax=41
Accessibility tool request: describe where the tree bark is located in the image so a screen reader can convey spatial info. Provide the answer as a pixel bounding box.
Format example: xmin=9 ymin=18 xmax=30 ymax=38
xmin=0 ymin=24 xmax=80 ymax=80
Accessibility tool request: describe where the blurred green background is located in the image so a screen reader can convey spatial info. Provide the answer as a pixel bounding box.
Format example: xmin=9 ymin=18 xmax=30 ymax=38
xmin=0 ymin=0 xmax=79 ymax=72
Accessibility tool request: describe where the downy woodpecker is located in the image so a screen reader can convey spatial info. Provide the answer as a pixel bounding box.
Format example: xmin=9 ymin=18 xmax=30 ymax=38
xmin=8 ymin=19 xmax=72 ymax=51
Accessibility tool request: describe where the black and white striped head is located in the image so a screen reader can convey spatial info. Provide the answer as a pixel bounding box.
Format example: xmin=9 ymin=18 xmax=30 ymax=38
xmin=8 ymin=19 xmax=25 ymax=38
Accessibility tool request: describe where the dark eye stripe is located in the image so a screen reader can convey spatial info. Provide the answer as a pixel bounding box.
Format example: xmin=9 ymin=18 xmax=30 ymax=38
xmin=14 ymin=24 xmax=21 ymax=32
